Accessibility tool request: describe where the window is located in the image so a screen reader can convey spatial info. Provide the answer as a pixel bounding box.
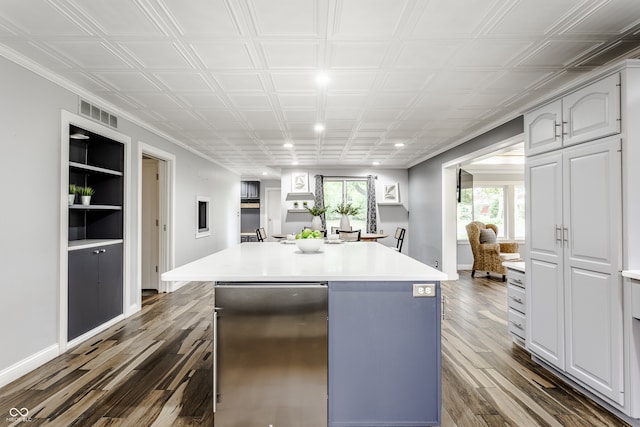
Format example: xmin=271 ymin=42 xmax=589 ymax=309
xmin=457 ymin=183 xmax=525 ymax=241
xmin=323 ymin=179 xmax=367 ymax=231
xmin=196 ymin=196 xmax=210 ymax=238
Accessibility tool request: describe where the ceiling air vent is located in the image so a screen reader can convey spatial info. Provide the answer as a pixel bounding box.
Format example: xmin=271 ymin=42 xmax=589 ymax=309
xmin=79 ymin=99 xmax=118 ymax=128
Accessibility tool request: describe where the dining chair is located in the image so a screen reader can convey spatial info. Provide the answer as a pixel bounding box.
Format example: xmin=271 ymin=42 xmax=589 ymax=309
xmin=393 ymin=227 xmax=406 ymax=252
xmin=256 ymin=227 xmax=267 ymax=242
xmin=338 ymin=229 xmax=361 ymax=241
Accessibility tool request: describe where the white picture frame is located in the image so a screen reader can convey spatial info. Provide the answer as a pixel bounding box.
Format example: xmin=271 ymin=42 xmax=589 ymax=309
xmin=291 ymin=172 xmax=309 ymax=193
xmin=383 ymin=183 xmax=400 ymax=203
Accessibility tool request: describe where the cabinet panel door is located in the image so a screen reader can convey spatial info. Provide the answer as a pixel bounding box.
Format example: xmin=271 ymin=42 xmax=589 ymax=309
xmin=526 ymin=152 xmax=564 ymax=369
xmin=526 ymin=152 xmax=563 ymax=262
xmin=68 ymin=248 xmax=99 ymax=340
xmin=527 ymin=259 xmax=565 ymax=370
xmin=524 ymin=99 xmax=562 ymax=156
xmin=562 ymin=73 xmax=620 ymax=147
xmin=563 ymin=138 xmax=623 ymax=404
xmin=98 ymin=244 xmax=123 ymax=323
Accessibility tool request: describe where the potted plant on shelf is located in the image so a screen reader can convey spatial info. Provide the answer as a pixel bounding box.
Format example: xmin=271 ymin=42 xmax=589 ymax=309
xmin=334 ymin=203 xmax=361 ymax=231
xmin=293 ymin=201 xmax=299 ymax=209
xmin=306 ymin=205 xmax=328 ymax=231
xmin=68 ymin=184 xmax=77 ymax=206
xmin=78 ymin=186 xmax=95 ymax=206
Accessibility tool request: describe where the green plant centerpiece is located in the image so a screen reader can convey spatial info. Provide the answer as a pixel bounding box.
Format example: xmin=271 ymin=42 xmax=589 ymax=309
xmin=306 ymin=205 xmax=328 ymax=231
xmin=334 ymin=202 xmax=361 ymax=231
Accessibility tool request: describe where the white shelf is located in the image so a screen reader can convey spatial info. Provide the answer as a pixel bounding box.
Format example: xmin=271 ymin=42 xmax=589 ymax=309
xmin=377 ymin=202 xmax=402 ymax=206
xmin=69 ymin=204 xmax=122 ymax=210
xmin=285 ymin=192 xmax=314 ymax=201
xmin=68 ymin=239 xmax=123 ymax=251
xmin=287 ymin=209 xmax=309 ymax=213
xmin=69 ymin=161 xmax=123 ymax=176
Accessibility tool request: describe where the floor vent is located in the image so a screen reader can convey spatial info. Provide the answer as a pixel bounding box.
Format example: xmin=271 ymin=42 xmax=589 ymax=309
xmin=79 ymin=99 xmax=118 ymax=128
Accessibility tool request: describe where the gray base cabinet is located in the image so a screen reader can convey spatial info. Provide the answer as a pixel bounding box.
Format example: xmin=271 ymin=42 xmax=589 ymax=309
xmin=328 ymin=281 xmax=441 ymax=426
xmin=68 ymin=243 xmax=123 ymax=340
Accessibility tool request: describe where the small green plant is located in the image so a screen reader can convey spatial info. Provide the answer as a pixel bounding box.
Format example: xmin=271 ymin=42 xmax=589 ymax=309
xmin=69 ymin=184 xmax=77 ymax=195
xmin=334 ymin=202 xmax=360 ymax=216
xmin=77 ymin=186 xmax=95 ymax=196
xmin=306 ymin=205 xmax=328 ymax=216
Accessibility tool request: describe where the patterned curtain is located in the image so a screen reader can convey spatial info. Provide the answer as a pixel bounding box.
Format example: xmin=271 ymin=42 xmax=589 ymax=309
xmin=314 ymin=175 xmax=326 ymax=231
xmin=366 ymin=175 xmax=377 ymax=233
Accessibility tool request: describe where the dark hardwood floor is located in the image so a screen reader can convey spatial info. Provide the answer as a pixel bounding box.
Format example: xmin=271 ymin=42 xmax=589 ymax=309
xmin=0 ymin=272 xmax=631 ymax=426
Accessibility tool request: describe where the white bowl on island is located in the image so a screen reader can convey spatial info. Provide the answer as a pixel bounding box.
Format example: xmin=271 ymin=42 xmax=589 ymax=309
xmin=295 ymin=238 xmax=324 ymax=253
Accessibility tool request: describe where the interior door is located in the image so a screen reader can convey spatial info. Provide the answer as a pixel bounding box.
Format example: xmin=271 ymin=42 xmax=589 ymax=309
xmin=142 ymin=158 xmax=160 ymax=290
xmin=266 ymin=187 xmax=282 ymax=237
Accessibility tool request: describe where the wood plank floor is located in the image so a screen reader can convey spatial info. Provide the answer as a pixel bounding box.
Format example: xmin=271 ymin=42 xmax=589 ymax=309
xmin=0 ymin=272 xmax=632 ymax=426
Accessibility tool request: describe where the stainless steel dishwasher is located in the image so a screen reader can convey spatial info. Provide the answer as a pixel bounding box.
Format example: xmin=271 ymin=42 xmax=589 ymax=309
xmin=213 ymin=282 xmax=328 ymax=427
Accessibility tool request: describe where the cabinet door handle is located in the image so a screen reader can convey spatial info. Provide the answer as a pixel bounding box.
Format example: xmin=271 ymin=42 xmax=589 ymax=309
xmin=554 ymin=121 xmax=561 ymax=138
xmin=92 ymin=250 xmax=100 ymax=254
xmin=511 ymin=321 xmax=524 ymax=330
xmin=563 ymin=227 xmax=569 ymax=247
xmin=511 ymin=278 xmax=523 ymax=285
xmin=562 ymin=121 xmax=568 ymax=136
xmin=100 ymin=249 xmax=106 ymax=253
xmin=511 ymin=296 xmax=523 ymax=304
xmin=555 ymin=225 xmax=562 ymax=245
xmin=441 ymin=295 xmax=446 ymax=320
xmin=213 ymin=309 xmax=220 ymax=412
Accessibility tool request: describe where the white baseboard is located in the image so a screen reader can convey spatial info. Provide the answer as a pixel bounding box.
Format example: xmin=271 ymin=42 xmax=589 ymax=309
xmin=0 ymin=344 xmax=59 ymax=388
xmin=126 ymin=303 xmax=140 ymax=317
xmin=66 ymin=314 xmax=125 ymax=351
xmin=457 ymin=264 xmax=473 ymax=270
xmin=168 ymin=281 xmax=190 ymax=292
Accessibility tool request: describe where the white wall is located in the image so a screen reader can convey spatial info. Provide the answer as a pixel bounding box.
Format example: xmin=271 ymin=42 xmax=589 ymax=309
xmin=279 ymin=168 xmax=409 ymax=251
xmin=0 ymin=55 xmax=239 ymax=386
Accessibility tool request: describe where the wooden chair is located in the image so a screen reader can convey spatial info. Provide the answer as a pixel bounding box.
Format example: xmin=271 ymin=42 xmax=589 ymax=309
xmin=393 ymin=227 xmax=406 ymax=252
xmin=338 ymin=229 xmax=361 ymax=241
xmin=256 ymin=227 xmax=267 ymax=242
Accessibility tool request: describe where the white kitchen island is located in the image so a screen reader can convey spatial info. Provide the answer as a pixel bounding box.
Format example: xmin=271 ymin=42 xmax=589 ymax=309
xmin=162 ymin=242 xmax=447 ymax=427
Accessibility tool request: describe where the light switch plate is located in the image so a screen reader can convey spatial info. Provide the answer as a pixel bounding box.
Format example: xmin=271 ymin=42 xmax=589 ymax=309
xmin=413 ymin=283 xmax=436 ymax=297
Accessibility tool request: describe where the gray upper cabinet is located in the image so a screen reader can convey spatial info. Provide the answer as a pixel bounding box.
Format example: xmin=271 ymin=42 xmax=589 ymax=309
xmin=241 ymin=180 xmax=260 ymax=199
xmin=525 ymin=73 xmax=620 ymax=156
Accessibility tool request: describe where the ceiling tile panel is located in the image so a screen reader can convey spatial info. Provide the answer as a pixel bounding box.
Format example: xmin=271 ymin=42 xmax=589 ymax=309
xmin=564 ymin=0 xmax=640 ymax=34
xmin=46 ymin=41 xmax=130 ymax=69
xmin=179 ymin=94 xmax=226 ymax=109
xmin=334 ymin=0 xmax=408 ymax=37
xmin=369 ymin=94 xmax=417 ymax=109
xmin=484 ymin=70 xmax=554 ymax=91
xmin=71 ymin=0 xmax=162 ymax=36
xmin=249 ymin=0 xmax=317 ymax=35
xmin=228 ymin=94 xmax=272 ymax=109
xmin=518 ymin=40 xmax=603 ymax=67
xmin=326 ymin=71 xmax=378 ymax=91
xmin=190 ymin=42 xmax=254 ymax=68
xmin=127 ymin=93 xmax=184 ymax=109
xmin=261 ymin=42 xmax=318 ymax=69
xmin=154 ymin=72 xmax=212 ymax=92
xmin=425 ymin=70 xmax=495 ymax=92
xmin=488 ymin=0 xmax=583 ymax=35
xmin=447 ymin=40 xmax=533 ymax=67
xmin=270 ymin=72 xmax=317 ymax=91
xmin=94 ymin=71 xmax=161 ymax=92
xmin=283 ymin=110 xmax=318 ymax=121
xmin=393 ymin=41 xmax=460 ymax=68
xmin=380 ymin=71 xmax=434 ymax=92
xmin=119 ymin=42 xmax=191 ymax=68
xmin=161 ymin=0 xmax=241 ymax=36
xmin=329 ymin=42 xmax=390 ymax=68
xmin=213 ymin=72 xmax=264 ymax=91
xmin=277 ymin=94 xmax=318 ymax=108
xmin=411 ymin=0 xmax=498 ymax=36
xmin=1 ymin=40 xmax=73 ymax=69
xmin=0 ymin=0 xmax=88 ymax=36
xmin=326 ymin=94 xmax=368 ymax=109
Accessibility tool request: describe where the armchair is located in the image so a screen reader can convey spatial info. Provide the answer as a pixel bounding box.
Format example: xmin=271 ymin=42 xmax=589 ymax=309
xmin=465 ymin=221 xmax=519 ymax=281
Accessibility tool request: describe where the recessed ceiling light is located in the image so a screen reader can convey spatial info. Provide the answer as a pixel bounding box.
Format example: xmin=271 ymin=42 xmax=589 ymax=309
xmin=292 ymin=161 xmax=299 ymax=166
xmin=316 ymin=73 xmax=330 ymax=86
xmin=394 ymin=142 xmax=405 ymax=147
xmin=262 ymin=171 xmax=268 ymax=175
xmin=283 ymin=142 xmax=293 ymax=148
xmin=372 ymin=161 xmax=380 ymax=166
xmin=70 ymin=132 xmax=89 ymax=140
xmin=314 ymin=123 xmax=325 ymax=132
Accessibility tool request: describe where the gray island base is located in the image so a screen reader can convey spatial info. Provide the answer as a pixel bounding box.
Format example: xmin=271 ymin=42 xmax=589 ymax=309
xmin=162 ymin=242 xmax=446 ymax=426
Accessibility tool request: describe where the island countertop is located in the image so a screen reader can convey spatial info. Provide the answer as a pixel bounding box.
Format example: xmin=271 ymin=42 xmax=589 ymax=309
xmin=161 ymin=241 xmax=448 ymax=282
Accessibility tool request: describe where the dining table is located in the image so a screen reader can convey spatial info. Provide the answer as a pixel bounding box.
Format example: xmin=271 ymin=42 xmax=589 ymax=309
xmin=360 ymin=233 xmax=389 ymax=242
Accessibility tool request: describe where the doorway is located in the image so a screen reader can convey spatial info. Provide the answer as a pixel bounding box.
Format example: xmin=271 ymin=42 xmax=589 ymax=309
xmin=141 ymin=156 xmax=160 ymax=294
xmin=138 ymin=143 xmax=175 ymax=299
xmin=265 ymin=188 xmax=282 ymax=238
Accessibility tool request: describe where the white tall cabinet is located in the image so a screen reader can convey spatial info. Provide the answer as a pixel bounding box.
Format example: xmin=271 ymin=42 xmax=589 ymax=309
xmin=526 ymin=60 xmax=640 ymax=420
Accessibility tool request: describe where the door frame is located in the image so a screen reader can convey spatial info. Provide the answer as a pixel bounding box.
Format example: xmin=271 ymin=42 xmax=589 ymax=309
xmin=264 ymin=187 xmax=282 ymax=238
xmin=441 ymin=133 xmax=524 ymax=280
xmin=138 ymin=143 xmax=175 ymax=296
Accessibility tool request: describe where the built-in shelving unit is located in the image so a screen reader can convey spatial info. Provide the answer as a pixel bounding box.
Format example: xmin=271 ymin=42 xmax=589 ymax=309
xmin=66 ymin=122 xmax=125 ymax=341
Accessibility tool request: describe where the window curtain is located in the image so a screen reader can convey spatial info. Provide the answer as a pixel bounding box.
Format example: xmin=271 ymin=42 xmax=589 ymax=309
xmin=366 ymin=175 xmax=377 ymax=233
xmin=314 ymin=175 xmax=326 ymax=231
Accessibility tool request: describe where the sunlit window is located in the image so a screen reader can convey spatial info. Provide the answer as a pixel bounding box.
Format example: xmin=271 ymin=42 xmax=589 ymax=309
xmin=323 ymin=179 xmax=367 ymax=231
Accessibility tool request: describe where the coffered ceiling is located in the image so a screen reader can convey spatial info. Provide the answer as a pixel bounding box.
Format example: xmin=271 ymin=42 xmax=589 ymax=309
xmin=1 ymin=0 xmax=639 ymax=177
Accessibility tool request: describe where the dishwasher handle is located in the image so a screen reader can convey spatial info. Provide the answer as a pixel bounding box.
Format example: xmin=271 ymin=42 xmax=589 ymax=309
xmin=213 ymin=308 xmax=219 ymax=413
xmin=215 ymin=282 xmax=328 ymax=289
